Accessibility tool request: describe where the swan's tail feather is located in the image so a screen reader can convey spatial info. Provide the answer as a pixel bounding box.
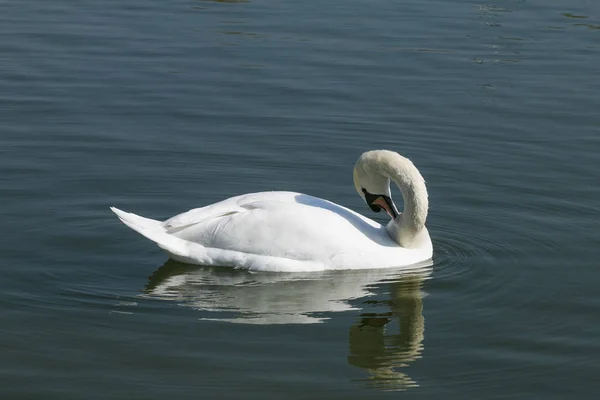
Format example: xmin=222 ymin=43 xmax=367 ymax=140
xmin=110 ymin=207 xmax=163 ymax=232
xmin=110 ymin=207 xmax=191 ymax=258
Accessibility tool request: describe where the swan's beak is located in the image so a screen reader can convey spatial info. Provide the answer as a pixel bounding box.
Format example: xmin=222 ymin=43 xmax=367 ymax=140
xmin=362 ymin=188 xmax=398 ymax=220
xmin=372 ymin=196 xmax=398 ymax=220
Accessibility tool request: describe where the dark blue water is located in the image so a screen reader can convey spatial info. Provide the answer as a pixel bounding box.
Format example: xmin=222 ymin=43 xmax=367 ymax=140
xmin=2 ymin=0 xmax=600 ymax=398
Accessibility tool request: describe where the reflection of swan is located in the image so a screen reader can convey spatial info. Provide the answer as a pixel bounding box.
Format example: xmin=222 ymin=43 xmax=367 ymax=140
xmin=111 ymin=150 xmax=432 ymax=272
xmin=143 ymin=260 xmax=431 ymax=325
xmin=348 ymin=273 xmax=427 ymax=390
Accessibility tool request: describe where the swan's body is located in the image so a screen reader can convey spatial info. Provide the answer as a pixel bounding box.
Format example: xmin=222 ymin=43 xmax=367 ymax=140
xmin=111 ymin=150 xmax=432 ymax=272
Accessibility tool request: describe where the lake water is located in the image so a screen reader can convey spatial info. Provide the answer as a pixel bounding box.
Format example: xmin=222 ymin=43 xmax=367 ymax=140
xmin=2 ymin=0 xmax=600 ymax=398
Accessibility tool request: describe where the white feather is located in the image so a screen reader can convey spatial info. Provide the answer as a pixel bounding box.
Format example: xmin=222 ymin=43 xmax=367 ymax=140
xmin=111 ymin=151 xmax=433 ymax=272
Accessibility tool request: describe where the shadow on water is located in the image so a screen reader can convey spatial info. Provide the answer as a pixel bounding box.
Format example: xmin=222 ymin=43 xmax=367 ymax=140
xmin=143 ymin=260 xmax=430 ymax=390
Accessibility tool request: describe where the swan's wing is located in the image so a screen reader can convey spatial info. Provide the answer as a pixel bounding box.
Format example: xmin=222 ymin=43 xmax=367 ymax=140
xmin=162 ymin=191 xmax=301 ymax=233
xmin=163 ymin=199 xmax=244 ymax=233
xmin=167 ymin=195 xmax=397 ymax=265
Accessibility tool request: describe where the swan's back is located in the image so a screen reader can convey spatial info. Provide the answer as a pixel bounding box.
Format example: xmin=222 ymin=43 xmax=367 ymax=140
xmin=168 ymin=192 xmax=396 ymax=261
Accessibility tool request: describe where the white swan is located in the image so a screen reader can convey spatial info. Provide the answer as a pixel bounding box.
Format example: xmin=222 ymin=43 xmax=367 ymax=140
xmin=111 ymin=150 xmax=432 ymax=272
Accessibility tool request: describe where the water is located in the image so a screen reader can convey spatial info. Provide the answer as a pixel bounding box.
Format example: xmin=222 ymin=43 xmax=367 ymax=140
xmin=2 ymin=0 xmax=599 ymax=397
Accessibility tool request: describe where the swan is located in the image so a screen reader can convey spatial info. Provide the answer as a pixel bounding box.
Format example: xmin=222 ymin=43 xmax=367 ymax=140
xmin=111 ymin=150 xmax=432 ymax=272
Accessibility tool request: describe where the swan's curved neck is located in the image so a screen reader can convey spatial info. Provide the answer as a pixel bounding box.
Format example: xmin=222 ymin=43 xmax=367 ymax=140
xmin=379 ymin=154 xmax=429 ymax=247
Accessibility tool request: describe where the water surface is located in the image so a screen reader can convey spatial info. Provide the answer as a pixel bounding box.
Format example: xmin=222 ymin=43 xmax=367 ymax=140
xmin=2 ymin=0 xmax=600 ymax=398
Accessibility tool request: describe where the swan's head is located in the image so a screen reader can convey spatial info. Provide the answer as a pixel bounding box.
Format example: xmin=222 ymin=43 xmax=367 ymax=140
xmin=353 ymin=150 xmax=399 ymax=220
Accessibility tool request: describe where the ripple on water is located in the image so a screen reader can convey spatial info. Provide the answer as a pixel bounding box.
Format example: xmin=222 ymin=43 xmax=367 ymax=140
xmin=429 ymin=203 xmax=566 ymax=320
